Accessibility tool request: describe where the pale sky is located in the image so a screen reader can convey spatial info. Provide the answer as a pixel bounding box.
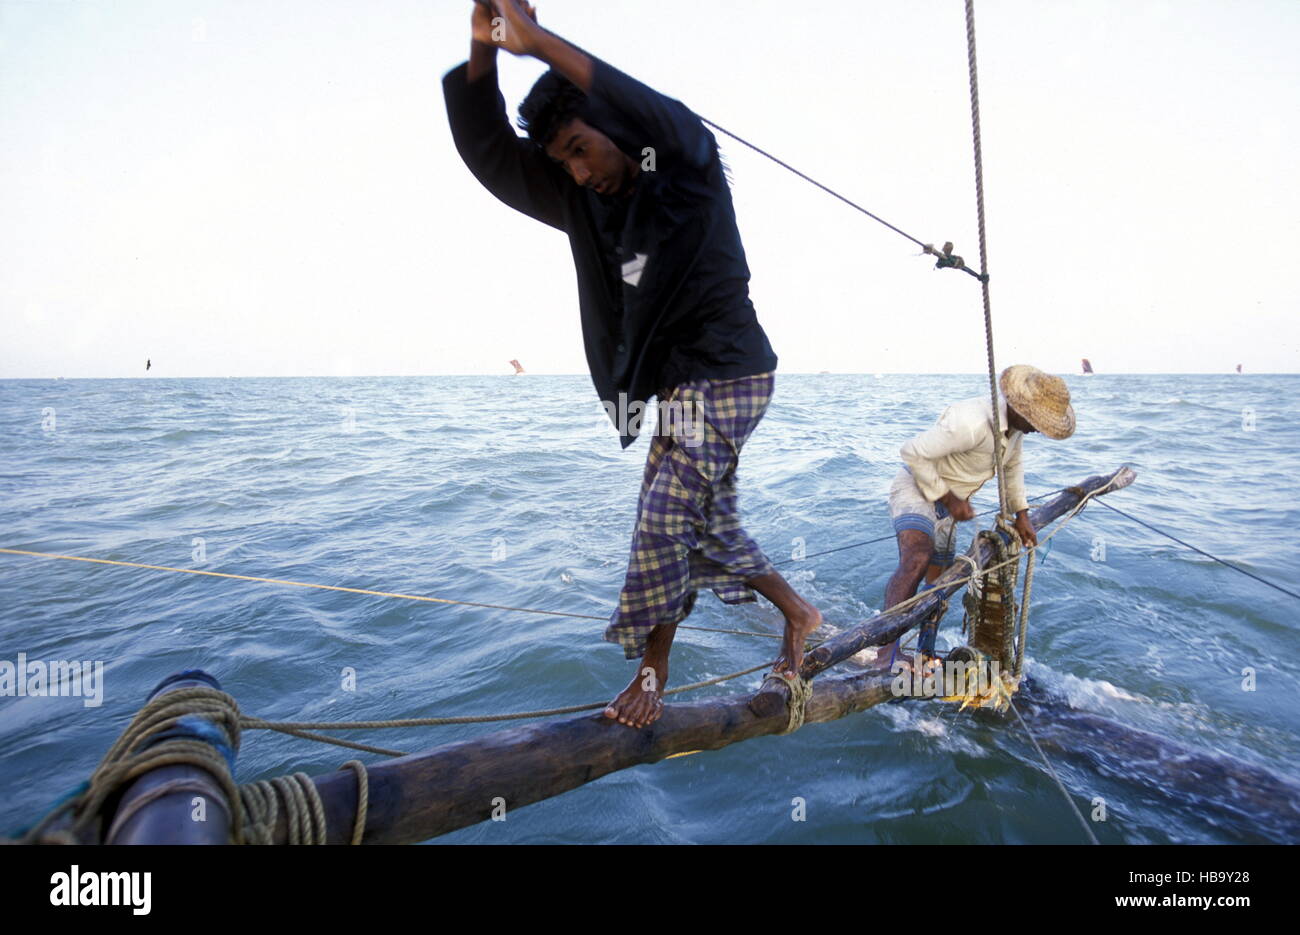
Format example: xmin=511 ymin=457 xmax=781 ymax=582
xmin=2 ymin=0 xmax=1297 ymax=378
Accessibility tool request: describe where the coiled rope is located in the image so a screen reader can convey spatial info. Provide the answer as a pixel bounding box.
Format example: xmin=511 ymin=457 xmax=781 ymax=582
xmin=11 ymin=685 xmax=371 ymax=845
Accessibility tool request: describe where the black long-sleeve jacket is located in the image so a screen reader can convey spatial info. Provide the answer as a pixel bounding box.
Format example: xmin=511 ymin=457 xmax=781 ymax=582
xmin=442 ymin=55 xmax=777 ymax=448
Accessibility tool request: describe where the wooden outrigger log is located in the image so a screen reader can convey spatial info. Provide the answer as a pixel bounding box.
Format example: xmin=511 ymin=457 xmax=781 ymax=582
xmin=27 ymin=466 xmax=1135 ymax=845
xmin=266 ymin=465 xmax=1137 ymax=844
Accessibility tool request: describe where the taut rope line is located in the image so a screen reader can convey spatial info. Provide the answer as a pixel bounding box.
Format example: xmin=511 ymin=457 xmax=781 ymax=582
xmin=963 ymin=0 xmax=1009 ymax=522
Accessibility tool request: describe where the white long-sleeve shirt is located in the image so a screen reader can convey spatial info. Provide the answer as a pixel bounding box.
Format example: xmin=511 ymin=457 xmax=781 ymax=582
xmin=899 ymin=395 xmax=1029 ymax=513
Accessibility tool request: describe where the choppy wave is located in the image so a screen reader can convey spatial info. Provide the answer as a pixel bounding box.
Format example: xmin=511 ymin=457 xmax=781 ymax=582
xmin=1 ymin=372 xmax=1297 ymax=844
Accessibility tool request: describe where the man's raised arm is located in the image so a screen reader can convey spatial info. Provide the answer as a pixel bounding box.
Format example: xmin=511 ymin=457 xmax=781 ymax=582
xmin=442 ymin=2 xmax=567 ymax=230
xmin=486 ymin=0 xmax=716 ymax=170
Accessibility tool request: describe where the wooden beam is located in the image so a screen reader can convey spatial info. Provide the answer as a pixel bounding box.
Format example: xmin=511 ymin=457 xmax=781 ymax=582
xmin=749 ymin=465 xmax=1136 ymax=717
xmin=295 ymin=669 xmax=897 ymax=845
xmin=265 ymin=465 xmax=1137 ymax=844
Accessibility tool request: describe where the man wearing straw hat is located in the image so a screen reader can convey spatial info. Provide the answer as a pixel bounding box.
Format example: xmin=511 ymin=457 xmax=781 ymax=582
xmin=876 ymin=365 xmax=1075 ymax=668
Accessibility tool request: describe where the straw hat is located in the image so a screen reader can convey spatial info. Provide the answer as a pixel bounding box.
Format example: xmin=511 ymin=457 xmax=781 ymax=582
xmin=1000 ymin=365 xmax=1075 ymax=439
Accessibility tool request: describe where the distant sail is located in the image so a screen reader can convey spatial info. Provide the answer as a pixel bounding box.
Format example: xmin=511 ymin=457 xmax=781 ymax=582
xmin=1236 ymin=363 xmax=1243 ymax=374
xmin=509 ymin=359 xmax=525 ymax=375
xmin=1081 ymin=358 xmax=1094 ymax=374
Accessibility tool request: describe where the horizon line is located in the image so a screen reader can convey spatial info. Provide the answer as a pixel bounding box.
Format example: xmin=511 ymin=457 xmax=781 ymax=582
xmin=1 ymin=371 xmax=1291 ymax=380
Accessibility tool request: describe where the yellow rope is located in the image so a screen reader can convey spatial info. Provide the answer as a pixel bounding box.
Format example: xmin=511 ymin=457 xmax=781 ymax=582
xmin=0 ymin=547 xmax=591 ymax=616
xmin=0 ymin=546 xmax=803 ymax=643
xmin=1 ymin=475 xmax=1118 ymax=651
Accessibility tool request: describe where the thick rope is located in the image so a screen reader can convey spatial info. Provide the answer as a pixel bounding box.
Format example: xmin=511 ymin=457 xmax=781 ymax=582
xmin=760 ymin=670 xmax=813 ymax=734
xmin=10 ymin=685 xmax=376 ymax=845
xmin=339 ymin=760 xmax=369 ymax=845
xmin=239 ymin=772 xmax=326 ymax=845
xmin=15 ymin=686 xmax=245 ymax=845
xmin=998 ymin=530 xmax=1021 ymax=667
xmin=963 ymin=0 xmax=1009 ymax=522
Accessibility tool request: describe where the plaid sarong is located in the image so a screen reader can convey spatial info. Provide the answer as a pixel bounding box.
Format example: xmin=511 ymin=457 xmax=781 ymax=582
xmin=604 ymin=371 xmax=777 ymax=659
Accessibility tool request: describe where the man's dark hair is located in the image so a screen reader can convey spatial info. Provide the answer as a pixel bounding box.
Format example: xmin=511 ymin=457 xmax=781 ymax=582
xmin=517 ymin=69 xmax=589 ymax=147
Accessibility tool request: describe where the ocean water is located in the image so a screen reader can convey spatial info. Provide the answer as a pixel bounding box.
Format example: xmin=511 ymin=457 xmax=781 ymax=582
xmin=0 ymin=373 xmax=1296 ymax=844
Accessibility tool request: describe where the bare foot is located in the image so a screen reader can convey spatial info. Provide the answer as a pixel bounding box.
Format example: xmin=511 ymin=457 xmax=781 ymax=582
xmin=774 ymin=604 xmax=822 ymax=676
xmin=603 ymin=665 xmax=667 ymax=729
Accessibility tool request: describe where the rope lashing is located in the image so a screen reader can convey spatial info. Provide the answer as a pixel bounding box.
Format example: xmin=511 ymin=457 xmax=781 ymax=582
xmin=339 ymin=760 xmax=369 ymax=845
xmin=760 ymin=670 xmax=813 ymax=734
xmin=6 ymin=477 xmax=1124 ymax=846
xmin=961 ymin=527 xmax=1020 ymax=672
xmin=5 ymin=476 xmax=1121 ymax=842
xmin=269 ymin=483 xmax=1111 ymax=743
xmin=14 ymin=685 xmax=245 ymax=845
xmin=240 ymin=773 xmax=327 ymax=845
xmin=13 ymin=684 xmax=375 ymax=845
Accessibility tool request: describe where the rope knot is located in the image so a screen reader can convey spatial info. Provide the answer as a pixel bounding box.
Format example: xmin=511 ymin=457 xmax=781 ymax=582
xmin=760 ymin=669 xmax=813 ymax=734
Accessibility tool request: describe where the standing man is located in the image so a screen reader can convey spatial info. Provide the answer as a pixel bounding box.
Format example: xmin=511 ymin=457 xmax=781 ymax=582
xmin=878 ymin=365 xmax=1075 ymax=666
xmin=443 ymin=1 xmax=821 ymax=728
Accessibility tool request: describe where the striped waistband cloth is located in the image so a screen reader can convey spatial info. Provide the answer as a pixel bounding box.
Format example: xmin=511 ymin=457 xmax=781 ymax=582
xmin=604 ymin=371 xmax=777 ymax=659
